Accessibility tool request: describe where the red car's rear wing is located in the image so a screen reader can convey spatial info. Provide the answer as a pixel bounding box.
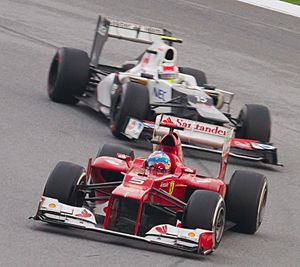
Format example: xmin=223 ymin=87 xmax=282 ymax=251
xmin=153 ymin=115 xmax=234 ymax=180
xmin=154 ymin=115 xmax=232 ymax=149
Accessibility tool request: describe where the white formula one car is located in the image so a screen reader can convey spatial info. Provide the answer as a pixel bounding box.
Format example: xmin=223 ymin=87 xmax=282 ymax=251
xmin=47 ymin=16 xmax=281 ymax=166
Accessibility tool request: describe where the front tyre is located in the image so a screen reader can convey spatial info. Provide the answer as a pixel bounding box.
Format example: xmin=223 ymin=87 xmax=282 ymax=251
xmin=182 ymin=190 xmax=226 ymax=249
xmin=43 ymin=161 xmax=86 ymax=207
xmin=110 ymin=82 xmax=149 ymax=138
xmin=235 ymin=104 xmax=271 ymax=143
xmin=48 ymin=47 xmax=89 ymax=105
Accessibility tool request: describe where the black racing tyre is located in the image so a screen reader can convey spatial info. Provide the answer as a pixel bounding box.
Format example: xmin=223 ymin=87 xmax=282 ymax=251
xmin=235 ymin=104 xmax=271 ymax=143
xmin=43 ymin=161 xmax=86 ymax=207
xmin=110 ymin=82 xmax=149 ymax=138
xmin=225 ymin=170 xmax=268 ymax=234
xmin=182 ymin=190 xmax=226 ymax=249
xmin=96 ymin=144 xmax=135 ymax=160
xmin=48 ymin=47 xmax=90 ymax=105
xmin=178 ymin=67 xmax=207 ymax=86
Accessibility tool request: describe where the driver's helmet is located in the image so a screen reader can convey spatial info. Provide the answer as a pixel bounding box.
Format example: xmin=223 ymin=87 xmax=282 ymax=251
xmin=146 ymin=151 xmax=171 ymax=175
xmin=158 ymin=64 xmax=179 ymax=82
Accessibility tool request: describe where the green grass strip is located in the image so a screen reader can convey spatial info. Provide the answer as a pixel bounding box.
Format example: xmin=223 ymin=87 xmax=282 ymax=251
xmin=281 ymin=0 xmax=300 ymax=6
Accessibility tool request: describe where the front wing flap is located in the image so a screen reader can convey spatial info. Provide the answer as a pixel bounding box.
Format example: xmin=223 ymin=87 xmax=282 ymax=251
xmin=31 ymin=197 xmax=214 ymax=255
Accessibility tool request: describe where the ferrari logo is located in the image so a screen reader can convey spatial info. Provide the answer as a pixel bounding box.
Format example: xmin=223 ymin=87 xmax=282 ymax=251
xmin=169 ymin=180 xmax=175 ymax=195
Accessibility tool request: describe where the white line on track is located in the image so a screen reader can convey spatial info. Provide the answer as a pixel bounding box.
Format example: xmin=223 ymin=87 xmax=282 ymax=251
xmin=238 ymin=0 xmax=300 ymax=17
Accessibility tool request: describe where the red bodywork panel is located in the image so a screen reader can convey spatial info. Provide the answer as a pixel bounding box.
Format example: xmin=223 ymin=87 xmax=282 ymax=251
xmin=91 ymin=156 xmax=130 ymax=203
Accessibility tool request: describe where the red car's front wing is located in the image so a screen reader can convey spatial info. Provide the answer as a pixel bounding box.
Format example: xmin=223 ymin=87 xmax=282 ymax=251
xmin=31 ymin=197 xmax=214 ymax=255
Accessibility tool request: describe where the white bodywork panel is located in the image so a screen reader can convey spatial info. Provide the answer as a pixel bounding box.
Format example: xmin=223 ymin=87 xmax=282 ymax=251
xmin=97 ymin=73 xmax=115 ymax=116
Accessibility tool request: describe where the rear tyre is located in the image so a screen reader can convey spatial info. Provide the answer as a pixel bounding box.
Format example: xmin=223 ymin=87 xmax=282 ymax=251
xmin=43 ymin=161 xmax=86 ymax=207
xmin=179 ymin=67 xmax=207 ymax=86
xmin=235 ymin=104 xmax=271 ymax=143
xmin=182 ymin=190 xmax=226 ymax=249
xmin=48 ymin=47 xmax=89 ymax=105
xmin=110 ymin=82 xmax=149 ymax=138
xmin=225 ymin=170 xmax=268 ymax=234
xmin=96 ymin=144 xmax=135 ymax=160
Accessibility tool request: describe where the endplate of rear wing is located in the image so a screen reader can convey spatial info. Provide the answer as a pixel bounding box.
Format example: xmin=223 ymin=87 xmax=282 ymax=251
xmin=123 ymin=115 xmax=282 ymax=166
xmin=90 ymin=15 xmax=172 ymax=66
xmin=31 ymin=197 xmax=214 ymax=255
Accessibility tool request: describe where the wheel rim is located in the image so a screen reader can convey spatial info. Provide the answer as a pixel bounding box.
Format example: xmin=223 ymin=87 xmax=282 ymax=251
xmin=214 ymin=204 xmax=225 ymax=244
xmin=256 ymin=182 xmax=268 ymax=229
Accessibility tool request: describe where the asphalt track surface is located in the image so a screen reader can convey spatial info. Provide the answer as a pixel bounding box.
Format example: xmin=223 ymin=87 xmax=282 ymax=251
xmin=0 ymin=0 xmax=299 ymax=266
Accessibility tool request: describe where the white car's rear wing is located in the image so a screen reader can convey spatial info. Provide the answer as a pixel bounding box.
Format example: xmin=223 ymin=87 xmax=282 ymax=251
xmin=90 ymin=16 xmax=172 ymax=66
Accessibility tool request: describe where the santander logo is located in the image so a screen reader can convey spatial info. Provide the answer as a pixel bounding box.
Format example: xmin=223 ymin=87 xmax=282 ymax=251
xmin=162 ymin=116 xmax=227 ymax=136
xmin=162 ymin=117 xmax=175 ymax=124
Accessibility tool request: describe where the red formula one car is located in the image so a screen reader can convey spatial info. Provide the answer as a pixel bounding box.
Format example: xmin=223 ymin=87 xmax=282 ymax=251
xmin=32 ymin=116 xmax=268 ymax=255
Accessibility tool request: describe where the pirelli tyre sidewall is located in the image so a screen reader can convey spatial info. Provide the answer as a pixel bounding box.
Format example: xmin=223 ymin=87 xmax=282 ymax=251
xmin=110 ymin=81 xmax=149 ymax=138
xmin=43 ymin=161 xmax=86 ymax=207
xmin=182 ymin=190 xmax=226 ymax=250
xmin=236 ymin=104 xmax=271 ymax=143
xmin=47 ymin=47 xmax=89 ymax=105
xmin=225 ymin=170 xmax=268 ymax=234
